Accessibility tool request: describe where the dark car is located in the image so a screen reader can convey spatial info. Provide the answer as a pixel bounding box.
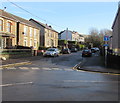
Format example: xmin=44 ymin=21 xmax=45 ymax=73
xmin=70 ymin=48 xmax=77 ymax=52
xmin=82 ymin=49 xmax=92 ymax=57
xmin=62 ymin=48 xmax=71 ymax=54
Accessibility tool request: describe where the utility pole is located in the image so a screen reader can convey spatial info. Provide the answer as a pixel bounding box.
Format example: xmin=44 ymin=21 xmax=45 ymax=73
xmin=66 ymin=28 xmax=68 ymax=41
xmin=66 ymin=28 xmax=68 ymax=48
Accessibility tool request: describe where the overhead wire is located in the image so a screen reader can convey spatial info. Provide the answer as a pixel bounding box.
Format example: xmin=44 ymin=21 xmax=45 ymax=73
xmin=6 ymin=0 xmax=65 ymax=29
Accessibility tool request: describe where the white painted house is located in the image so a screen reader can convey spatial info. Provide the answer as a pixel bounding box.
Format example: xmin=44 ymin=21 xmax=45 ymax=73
xmin=59 ymin=29 xmax=85 ymax=43
xmin=58 ymin=29 xmax=73 ymax=41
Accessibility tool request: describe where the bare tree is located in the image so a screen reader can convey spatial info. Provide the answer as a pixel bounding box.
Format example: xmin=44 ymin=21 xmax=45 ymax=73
xmin=85 ymin=28 xmax=112 ymax=48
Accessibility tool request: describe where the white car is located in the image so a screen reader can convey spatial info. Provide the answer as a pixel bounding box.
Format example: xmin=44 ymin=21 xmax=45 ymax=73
xmin=43 ymin=48 xmax=60 ymax=57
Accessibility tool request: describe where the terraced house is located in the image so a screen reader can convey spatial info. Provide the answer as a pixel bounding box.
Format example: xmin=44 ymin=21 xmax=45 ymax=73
xmin=0 ymin=9 xmax=40 ymax=50
xmin=29 ymin=18 xmax=58 ymax=48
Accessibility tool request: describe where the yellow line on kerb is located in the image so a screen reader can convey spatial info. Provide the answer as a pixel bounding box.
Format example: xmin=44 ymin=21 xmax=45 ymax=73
xmin=1 ymin=62 xmax=32 ymax=68
xmin=73 ymin=67 xmax=120 ymax=76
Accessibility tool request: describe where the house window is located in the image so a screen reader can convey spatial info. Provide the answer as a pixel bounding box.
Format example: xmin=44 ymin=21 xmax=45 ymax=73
xmin=24 ymin=26 xmax=28 ymax=35
xmin=0 ymin=20 xmax=3 ymax=31
xmin=24 ymin=38 xmax=27 ymax=46
xmin=30 ymin=39 xmax=32 ymax=46
xmin=34 ymin=40 xmax=37 ymax=48
xmin=34 ymin=29 xmax=37 ymax=39
xmin=7 ymin=22 xmax=12 ymax=32
xmin=47 ymin=40 xmax=49 ymax=46
xmin=30 ymin=27 xmax=33 ymax=37
xmin=0 ymin=37 xmax=2 ymax=49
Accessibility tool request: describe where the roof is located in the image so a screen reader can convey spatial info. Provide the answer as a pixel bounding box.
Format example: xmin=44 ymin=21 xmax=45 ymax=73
xmin=112 ymin=5 xmax=120 ymax=29
xmin=29 ymin=18 xmax=58 ymax=33
xmin=0 ymin=9 xmax=39 ymax=29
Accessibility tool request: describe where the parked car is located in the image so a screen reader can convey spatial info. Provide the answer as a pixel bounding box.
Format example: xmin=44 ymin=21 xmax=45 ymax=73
xmin=70 ymin=48 xmax=77 ymax=52
xmin=43 ymin=48 xmax=60 ymax=57
xmin=91 ymin=47 xmax=100 ymax=53
xmin=95 ymin=47 xmax=100 ymax=51
xmin=91 ymin=48 xmax=96 ymax=53
xmin=82 ymin=49 xmax=92 ymax=57
xmin=62 ymin=48 xmax=71 ymax=54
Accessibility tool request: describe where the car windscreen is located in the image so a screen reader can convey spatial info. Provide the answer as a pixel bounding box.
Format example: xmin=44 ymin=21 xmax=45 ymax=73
xmin=47 ymin=48 xmax=55 ymax=51
xmin=83 ymin=50 xmax=90 ymax=52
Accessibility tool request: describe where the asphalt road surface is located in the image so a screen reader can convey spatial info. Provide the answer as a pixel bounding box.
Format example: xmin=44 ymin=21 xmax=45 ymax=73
xmin=2 ymin=51 xmax=119 ymax=101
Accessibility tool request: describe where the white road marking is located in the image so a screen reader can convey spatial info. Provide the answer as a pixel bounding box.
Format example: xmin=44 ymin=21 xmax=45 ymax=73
xmin=0 ymin=67 xmax=2 ymax=70
xmin=31 ymin=67 xmax=39 ymax=70
xmin=2 ymin=66 xmax=75 ymax=72
xmin=64 ymin=69 xmax=73 ymax=71
xmin=63 ymin=80 xmax=119 ymax=83
xmin=19 ymin=67 xmax=29 ymax=70
xmin=51 ymin=68 xmax=60 ymax=70
xmin=0 ymin=82 xmax=33 ymax=87
xmin=42 ymin=67 xmax=52 ymax=70
xmin=6 ymin=67 xmax=16 ymax=70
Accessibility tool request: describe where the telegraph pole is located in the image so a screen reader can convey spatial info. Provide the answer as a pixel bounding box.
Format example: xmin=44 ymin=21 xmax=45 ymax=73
xmin=66 ymin=28 xmax=68 ymax=48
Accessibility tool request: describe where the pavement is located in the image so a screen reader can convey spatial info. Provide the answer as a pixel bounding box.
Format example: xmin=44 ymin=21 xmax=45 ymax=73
xmin=0 ymin=56 xmax=43 ymax=68
xmin=74 ymin=52 xmax=120 ymax=74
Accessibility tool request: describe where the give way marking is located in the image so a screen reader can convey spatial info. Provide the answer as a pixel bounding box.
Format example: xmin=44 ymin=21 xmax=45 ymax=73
xmin=0 ymin=82 xmax=33 ymax=87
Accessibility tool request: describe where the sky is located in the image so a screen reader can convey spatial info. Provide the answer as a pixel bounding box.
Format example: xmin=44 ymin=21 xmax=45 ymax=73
xmin=0 ymin=1 xmax=119 ymax=34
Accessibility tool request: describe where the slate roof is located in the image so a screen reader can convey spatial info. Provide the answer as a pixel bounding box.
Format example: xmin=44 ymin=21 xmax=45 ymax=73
xmin=29 ymin=18 xmax=58 ymax=33
xmin=112 ymin=5 xmax=120 ymax=29
xmin=0 ymin=9 xmax=39 ymax=29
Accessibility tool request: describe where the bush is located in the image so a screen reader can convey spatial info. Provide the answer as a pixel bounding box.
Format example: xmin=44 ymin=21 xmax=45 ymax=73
xmin=38 ymin=46 xmax=48 ymax=50
xmin=16 ymin=45 xmax=31 ymax=49
xmin=58 ymin=40 xmax=68 ymax=45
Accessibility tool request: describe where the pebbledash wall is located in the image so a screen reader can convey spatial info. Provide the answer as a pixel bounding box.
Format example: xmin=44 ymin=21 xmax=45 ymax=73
xmin=0 ymin=49 xmax=33 ymax=59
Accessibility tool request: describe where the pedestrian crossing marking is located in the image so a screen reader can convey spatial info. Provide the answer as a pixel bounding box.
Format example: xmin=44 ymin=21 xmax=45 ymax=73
xmin=19 ymin=67 xmax=29 ymax=70
xmin=31 ymin=67 xmax=39 ymax=70
xmin=2 ymin=66 xmax=74 ymax=72
xmin=6 ymin=67 xmax=16 ymax=70
xmin=64 ymin=69 xmax=74 ymax=71
xmin=51 ymin=68 xmax=60 ymax=70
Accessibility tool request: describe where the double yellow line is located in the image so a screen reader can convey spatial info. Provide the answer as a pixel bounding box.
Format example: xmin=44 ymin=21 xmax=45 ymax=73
xmin=73 ymin=64 xmax=120 ymax=76
xmin=1 ymin=61 xmax=32 ymax=69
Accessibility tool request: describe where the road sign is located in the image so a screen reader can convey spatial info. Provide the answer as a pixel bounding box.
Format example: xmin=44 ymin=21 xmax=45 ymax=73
xmin=104 ymin=36 xmax=110 ymax=41
xmin=103 ymin=44 xmax=109 ymax=47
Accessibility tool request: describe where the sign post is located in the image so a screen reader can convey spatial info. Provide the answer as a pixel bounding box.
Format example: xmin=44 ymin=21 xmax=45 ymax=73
xmin=103 ymin=35 xmax=110 ymax=67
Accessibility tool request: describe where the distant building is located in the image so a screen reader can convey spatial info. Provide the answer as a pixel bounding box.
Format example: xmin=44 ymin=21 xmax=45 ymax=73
xmin=59 ymin=29 xmax=84 ymax=43
xmin=111 ymin=3 xmax=120 ymax=54
xmin=0 ymin=9 xmax=40 ymax=50
xmin=29 ymin=18 xmax=58 ymax=48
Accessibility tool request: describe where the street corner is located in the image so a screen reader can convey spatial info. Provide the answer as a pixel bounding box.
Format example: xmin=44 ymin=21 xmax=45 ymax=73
xmin=73 ymin=58 xmax=120 ymax=75
xmin=1 ymin=61 xmax=32 ymax=69
xmin=73 ymin=58 xmax=86 ymax=70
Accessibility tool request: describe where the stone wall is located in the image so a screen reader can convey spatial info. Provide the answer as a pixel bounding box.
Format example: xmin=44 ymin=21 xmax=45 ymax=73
xmin=0 ymin=49 xmax=33 ymax=59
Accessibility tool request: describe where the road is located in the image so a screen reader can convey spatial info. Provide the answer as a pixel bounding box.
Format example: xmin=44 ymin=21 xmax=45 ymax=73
xmin=2 ymin=51 xmax=119 ymax=101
